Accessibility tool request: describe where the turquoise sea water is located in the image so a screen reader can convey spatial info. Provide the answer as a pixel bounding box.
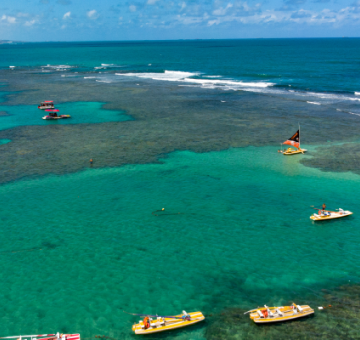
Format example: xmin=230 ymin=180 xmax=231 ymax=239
xmin=1 ymin=39 xmax=360 ymax=338
xmin=0 ymin=147 xmax=359 ymax=338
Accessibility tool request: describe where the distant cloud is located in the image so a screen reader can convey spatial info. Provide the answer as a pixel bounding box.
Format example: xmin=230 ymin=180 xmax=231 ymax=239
xmin=1 ymin=15 xmax=16 ymax=24
xmin=63 ymin=11 xmax=71 ymax=19
xmin=57 ymin=0 xmax=72 ymax=5
xmin=180 ymin=2 xmax=186 ymax=11
xmin=147 ymin=0 xmax=160 ymax=4
xmin=24 ymin=19 xmax=38 ymax=26
xmin=17 ymin=12 xmax=29 ymax=17
xmin=213 ymin=3 xmax=233 ymax=16
xmin=291 ymin=10 xmax=312 ymax=18
xmin=282 ymin=0 xmax=307 ymax=8
xmin=129 ymin=5 xmax=137 ymax=12
xmin=109 ymin=5 xmax=121 ymax=13
xmin=87 ymin=9 xmax=99 ymax=19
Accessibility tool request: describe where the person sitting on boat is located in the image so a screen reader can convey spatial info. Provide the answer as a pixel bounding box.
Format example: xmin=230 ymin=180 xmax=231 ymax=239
xmin=143 ymin=316 xmax=150 ymax=329
xmin=182 ymin=310 xmax=191 ymax=321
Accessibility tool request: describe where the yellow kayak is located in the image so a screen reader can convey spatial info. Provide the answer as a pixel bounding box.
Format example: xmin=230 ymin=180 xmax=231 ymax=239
xmin=132 ymin=311 xmax=205 ymax=335
xmin=248 ymin=303 xmax=314 ymax=323
xmin=283 ymin=148 xmax=307 ymax=155
xmin=311 ymin=209 xmax=353 ymax=221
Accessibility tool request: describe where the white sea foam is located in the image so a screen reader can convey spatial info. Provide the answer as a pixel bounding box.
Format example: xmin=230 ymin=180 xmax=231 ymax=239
xmin=84 ymin=77 xmax=96 ymax=79
xmin=96 ymin=80 xmax=112 ymax=83
xmin=98 ymin=64 xmax=123 ymax=68
xmin=116 ymin=70 xmax=198 ymax=82
xmin=114 ymin=70 xmax=360 ymax=105
xmin=349 ymin=112 xmax=360 ymax=116
xmin=355 ymin=92 xmax=360 ymax=96
xmin=42 ymin=64 xmax=73 ymax=69
xmin=116 ymin=70 xmax=274 ymax=89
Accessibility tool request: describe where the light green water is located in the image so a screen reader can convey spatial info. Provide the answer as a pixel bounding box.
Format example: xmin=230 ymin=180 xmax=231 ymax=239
xmin=0 ymin=139 xmax=11 ymax=145
xmin=0 ymin=101 xmax=131 ymax=131
xmin=0 ymin=146 xmax=359 ymax=338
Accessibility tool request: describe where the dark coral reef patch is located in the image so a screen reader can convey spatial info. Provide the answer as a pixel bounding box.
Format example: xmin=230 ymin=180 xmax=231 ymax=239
xmin=1 ymin=70 xmax=360 ymax=183
xmin=205 ymin=283 xmax=360 ymax=340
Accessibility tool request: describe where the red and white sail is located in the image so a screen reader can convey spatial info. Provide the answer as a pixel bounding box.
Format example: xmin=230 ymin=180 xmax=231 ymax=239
xmin=283 ymin=130 xmax=300 ymax=148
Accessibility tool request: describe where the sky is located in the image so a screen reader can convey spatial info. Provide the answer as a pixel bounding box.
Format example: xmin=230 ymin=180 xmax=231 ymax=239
xmin=0 ymin=0 xmax=359 ymax=41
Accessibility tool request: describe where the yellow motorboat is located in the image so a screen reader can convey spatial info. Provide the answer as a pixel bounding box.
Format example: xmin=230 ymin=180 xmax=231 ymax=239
xmin=131 ymin=310 xmax=205 ymax=335
xmin=247 ymin=303 xmax=314 ymax=323
xmin=311 ymin=208 xmax=353 ymax=221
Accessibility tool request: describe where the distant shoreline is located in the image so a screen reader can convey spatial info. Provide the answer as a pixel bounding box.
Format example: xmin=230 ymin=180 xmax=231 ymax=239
xmin=1 ymin=37 xmax=359 ymax=44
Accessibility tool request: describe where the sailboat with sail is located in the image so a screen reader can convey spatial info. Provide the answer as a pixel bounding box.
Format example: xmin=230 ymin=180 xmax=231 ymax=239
xmin=281 ymin=127 xmax=307 ymax=155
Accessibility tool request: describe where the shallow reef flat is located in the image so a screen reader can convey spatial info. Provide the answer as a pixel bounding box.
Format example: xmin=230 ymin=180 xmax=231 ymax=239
xmin=1 ymin=69 xmax=360 ymax=183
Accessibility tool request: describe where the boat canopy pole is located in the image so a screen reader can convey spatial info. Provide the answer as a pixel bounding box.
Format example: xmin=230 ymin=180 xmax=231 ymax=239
xmin=122 ymin=310 xmax=184 ymax=320
xmin=0 ymin=335 xmax=55 ymax=339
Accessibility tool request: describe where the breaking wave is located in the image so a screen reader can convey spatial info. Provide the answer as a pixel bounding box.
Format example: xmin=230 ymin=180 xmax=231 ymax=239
xmin=115 ymin=70 xmax=274 ymax=88
xmin=42 ymin=64 xmax=74 ymax=70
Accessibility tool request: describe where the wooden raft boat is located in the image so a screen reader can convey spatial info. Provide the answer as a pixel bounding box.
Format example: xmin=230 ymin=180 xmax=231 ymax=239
xmin=132 ymin=311 xmax=205 ymax=335
xmin=0 ymin=333 xmax=80 ymax=340
xmin=283 ymin=147 xmax=307 ymax=155
xmin=311 ymin=209 xmax=353 ymax=221
xmin=42 ymin=115 xmax=71 ymax=120
xmin=248 ymin=303 xmax=314 ymax=323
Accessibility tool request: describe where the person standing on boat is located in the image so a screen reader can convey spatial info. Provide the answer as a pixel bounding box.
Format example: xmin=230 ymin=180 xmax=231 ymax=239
xmin=322 ymin=203 xmax=326 ymax=211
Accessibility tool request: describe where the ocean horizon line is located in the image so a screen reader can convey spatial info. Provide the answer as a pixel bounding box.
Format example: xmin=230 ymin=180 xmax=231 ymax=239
xmin=1 ymin=36 xmax=360 ymax=44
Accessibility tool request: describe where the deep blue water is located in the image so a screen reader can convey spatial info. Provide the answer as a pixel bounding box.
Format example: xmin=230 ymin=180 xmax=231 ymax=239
xmin=1 ymin=39 xmax=360 ymax=93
